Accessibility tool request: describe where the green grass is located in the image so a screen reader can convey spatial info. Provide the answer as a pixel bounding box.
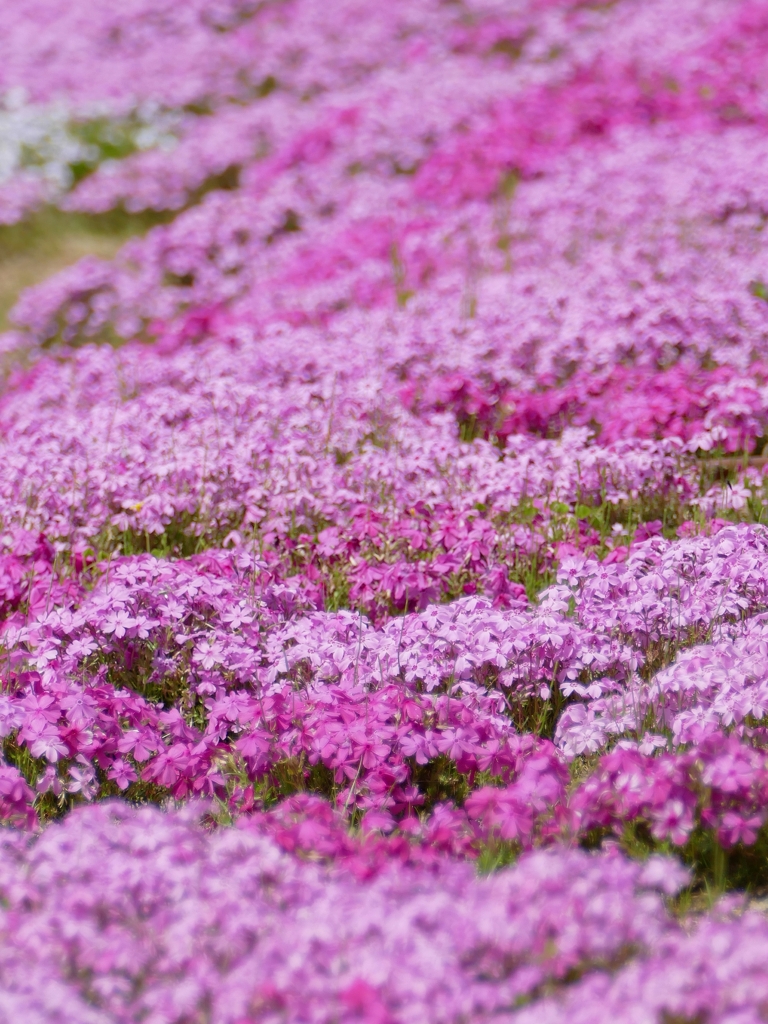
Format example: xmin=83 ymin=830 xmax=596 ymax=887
xmin=0 ymin=206 xmax=172 ymax=331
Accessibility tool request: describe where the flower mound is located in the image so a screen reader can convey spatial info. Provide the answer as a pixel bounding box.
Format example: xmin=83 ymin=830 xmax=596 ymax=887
xmin=2 ymin=0 xmax=768 ymax=1019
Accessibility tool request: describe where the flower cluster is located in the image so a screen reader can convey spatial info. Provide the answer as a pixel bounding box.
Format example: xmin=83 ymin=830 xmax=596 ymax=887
xmin=2 ymin=0 xmax=768 ymax=1018
xmin=0 ymin=801 xmax=696 ymax=1024
xmin=1 ymin=799 xmax=768 ymax=1024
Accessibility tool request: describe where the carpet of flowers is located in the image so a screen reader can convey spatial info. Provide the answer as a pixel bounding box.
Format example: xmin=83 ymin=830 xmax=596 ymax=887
xmin=3 ymin=0 xmax=768 ymax=1021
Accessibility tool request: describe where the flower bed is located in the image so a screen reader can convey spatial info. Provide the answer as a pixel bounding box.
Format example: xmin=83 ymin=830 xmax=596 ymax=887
xmin=2 ymin=0 xmax=768 ymax=1020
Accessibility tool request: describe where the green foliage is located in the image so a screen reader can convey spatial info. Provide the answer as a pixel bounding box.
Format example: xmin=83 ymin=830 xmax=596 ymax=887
xmin=217 ymin=752 xmax=338 ymax=813
xmin=67 ymin=117 xmax=143 ymax=185
xmin=476 ymin=837 xmax=520 ymax=874
xmin=576 ymin=807 xmax=768 ymax=900
xmin=408 ymin=755 xmax=473 ymax=813
xmin=2 ymin=733 xmax=173 ymax=823
xmin=390 ymin=243 xmax=414 ymax=308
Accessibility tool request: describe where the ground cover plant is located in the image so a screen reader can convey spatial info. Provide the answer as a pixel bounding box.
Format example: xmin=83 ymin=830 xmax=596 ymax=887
xmin=5 ymin=0 xmax=768 ymax=1020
